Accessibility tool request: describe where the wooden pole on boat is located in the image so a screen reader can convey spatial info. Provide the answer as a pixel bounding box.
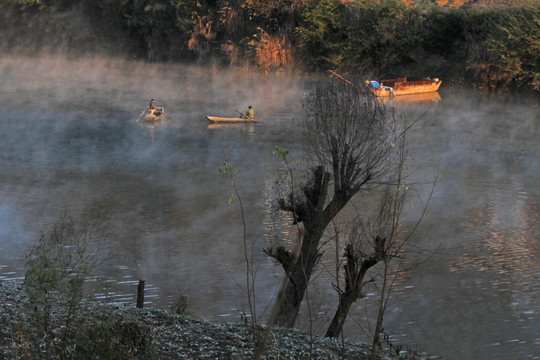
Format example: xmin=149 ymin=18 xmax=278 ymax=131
xmin=328 ymin=70 xmax=354 ymax=86
xmin=136 ymin=109 xmax=146 ymax=123
xmin=236 ymin=110 xmax=256 ymax=122
xmin=328 ymin=70 xmax=362 ymax=94
xmin=163 ymin=113 xmax=176 ymax=122
xmin=137 ymin=280 xmax=145 ymax=308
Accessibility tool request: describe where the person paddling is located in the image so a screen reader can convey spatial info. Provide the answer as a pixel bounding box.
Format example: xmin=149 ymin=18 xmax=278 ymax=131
xmin=245 ymin=105 xmax=255 ymax=119
xmin=149 ymin=99 xmax=163 ymax=116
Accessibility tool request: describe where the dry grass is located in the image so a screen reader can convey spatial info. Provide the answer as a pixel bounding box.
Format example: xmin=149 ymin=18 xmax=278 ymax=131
xmin=249 ymin=28 xmax=297 ymax=72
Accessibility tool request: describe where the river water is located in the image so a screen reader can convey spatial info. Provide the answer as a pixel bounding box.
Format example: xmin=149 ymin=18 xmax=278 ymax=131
xmin=0 ymin=55 xmax=539 ymax=360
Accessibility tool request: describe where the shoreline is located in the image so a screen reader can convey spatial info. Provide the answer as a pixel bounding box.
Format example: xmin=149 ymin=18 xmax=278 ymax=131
xmin=0 ymin=280 xmax=435 ymax=359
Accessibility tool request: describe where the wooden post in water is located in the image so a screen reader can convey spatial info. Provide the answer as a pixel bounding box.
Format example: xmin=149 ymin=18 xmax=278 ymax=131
xmin=137 ymin=280 xmax=145 ymax=308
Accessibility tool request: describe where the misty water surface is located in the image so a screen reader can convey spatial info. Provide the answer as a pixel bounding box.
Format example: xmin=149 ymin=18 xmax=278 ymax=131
xmin=0 ymin=55 xmax=539 ymax=360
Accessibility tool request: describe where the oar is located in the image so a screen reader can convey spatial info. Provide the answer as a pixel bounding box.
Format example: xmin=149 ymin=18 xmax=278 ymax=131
xmin=135 ymin=109 xmax=146 ymax=123
xmin=236 ymin=110 xmax=255 ymax=122
xmin=163 ymin=112 xmax=176 ymax=122
xmin=328 ymin=69 xmax=362 ymax=94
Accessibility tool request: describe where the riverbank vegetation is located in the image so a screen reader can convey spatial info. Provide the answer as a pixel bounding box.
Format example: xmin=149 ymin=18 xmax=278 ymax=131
xmin=0 ymin=211 xmax=428 ymax=359
xmin=0 ymin=281 xmax=426 ymax=359
xmin=1 ymin=0 xmax=538 ymax=91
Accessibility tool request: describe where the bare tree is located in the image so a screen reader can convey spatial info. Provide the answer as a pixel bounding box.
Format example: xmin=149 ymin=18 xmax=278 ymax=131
xmin=322 ymin=120 xmax=436 ymax=355
xmin=219 ymin=162 xmax=259 ymax=341
xmin=265 ymin=79 xmax=399 ymax=328
xmin=324 ymin=171 xmax=407 ymax=339
xmin=368 ymin=147 xmax=437 ymax=357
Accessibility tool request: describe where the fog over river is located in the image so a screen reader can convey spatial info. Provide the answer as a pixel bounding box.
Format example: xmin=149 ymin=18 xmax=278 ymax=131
xmin=0 ymin=55 xmax=539 ymax=360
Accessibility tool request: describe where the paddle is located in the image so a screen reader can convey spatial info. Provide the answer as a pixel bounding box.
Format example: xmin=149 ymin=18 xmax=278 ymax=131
xmin=163 ymin=112 xmax=176 ymax=122
xmin=236 ymin=110 xmax=255 ymax=122
xmin=135 ymin=109 xmax=146 ymax=123
xmin=328 ymin=69 xmax=362 ymax=94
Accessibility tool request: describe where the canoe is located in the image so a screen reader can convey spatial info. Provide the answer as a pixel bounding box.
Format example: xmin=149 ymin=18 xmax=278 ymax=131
xmin=206 ymin=115 xmax=261 ymax=123
xmin=370 ymin=77 xmax=442 ymax=97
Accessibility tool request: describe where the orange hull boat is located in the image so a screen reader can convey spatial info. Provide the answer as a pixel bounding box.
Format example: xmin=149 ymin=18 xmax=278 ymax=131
xmin=370 ymin=77 xmax=442 ymax=97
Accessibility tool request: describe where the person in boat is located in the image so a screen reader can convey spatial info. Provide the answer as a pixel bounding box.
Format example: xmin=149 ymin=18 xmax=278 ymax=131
xmin=365 ymin=80 xmax=380 ymax=90
xmin=149 ymin=99 xmax=163 ymax=116
xmin=382 ymin=85 xmax=395 ymax=96
xmin=245 ymin=105 xmax=255 ymax=119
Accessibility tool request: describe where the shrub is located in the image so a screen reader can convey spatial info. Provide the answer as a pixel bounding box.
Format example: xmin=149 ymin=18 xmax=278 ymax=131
xmin=19 ymin=208 xmax=120 ymax=359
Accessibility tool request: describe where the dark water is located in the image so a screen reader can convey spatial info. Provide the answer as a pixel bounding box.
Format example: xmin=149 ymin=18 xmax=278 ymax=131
xmin=1 ymin=55 xmax=539 ymax=360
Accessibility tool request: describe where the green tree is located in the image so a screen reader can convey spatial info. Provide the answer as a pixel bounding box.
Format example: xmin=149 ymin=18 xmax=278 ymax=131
xmin=122 ymin=0 xmax=198 ymax=61
xmin=295 ymin=0 xmax=347 ymax=67
xmin=486 ymin=2 xmax=540 ymax=90
xmin=343 ymin=0 xmax=428 ymax=72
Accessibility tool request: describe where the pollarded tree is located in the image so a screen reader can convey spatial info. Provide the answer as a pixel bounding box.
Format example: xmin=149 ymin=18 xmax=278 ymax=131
xmin=265 ymin=79 xmax=399 ymax=328
xmin=324 ymin=131 xmax=409 ymax=339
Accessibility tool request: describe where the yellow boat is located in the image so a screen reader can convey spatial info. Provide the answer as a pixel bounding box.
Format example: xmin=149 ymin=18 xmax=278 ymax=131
xmin=206 ymin=116 xmax=261 ymax=123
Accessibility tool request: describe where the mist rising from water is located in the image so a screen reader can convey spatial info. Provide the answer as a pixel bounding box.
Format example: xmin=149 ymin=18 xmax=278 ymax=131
xmin=0 ymin=54 xmax=309 ymax=175
xmin=2 ymin=54 xmax=540 ymax=360
xmin=0 ymin=54 xmax=310 ymax=266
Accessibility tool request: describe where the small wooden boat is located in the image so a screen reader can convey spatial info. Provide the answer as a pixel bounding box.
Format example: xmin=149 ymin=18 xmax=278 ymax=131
xmin=381 ymin=91 xmax=442 ymax=106
xmin=145 ymin=107 xmax=165 ymax=122
xmin=370 ymin=77 xmax=442 ymax=97
xmin=145 ymin=114 xmax=163 ymax=122
xmin=206 ymin=115 xmax=261 ymax=123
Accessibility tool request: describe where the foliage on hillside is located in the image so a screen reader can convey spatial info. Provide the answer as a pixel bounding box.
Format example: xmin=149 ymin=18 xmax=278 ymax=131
xmin=1 ymin=0 xmax=538 ymax=90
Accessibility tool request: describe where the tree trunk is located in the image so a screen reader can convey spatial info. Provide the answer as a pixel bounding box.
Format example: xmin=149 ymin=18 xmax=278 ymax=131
xmin=272 ymin=166 xmax=358 ymax=328
xmin=274 ymin=225 xmax=324 ymax=327
xmin=325 ymin=290 xmax=357 ymax=338
xmin=325 ymin=250 xmax=380 ymax=338
xmin=371 ymin=260 xmax=390 ymax=352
